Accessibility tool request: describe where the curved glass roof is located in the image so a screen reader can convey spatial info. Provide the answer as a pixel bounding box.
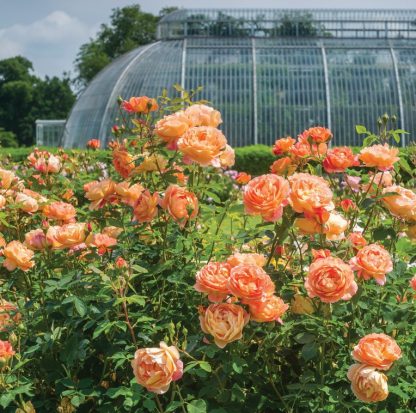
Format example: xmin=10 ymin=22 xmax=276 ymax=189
xmin=63 ymin=9 xmax=416 ymax=148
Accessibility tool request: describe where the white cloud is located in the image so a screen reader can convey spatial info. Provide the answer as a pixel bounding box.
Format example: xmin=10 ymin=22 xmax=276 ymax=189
xmin=0 ymin=11 xmax=93 ymax=77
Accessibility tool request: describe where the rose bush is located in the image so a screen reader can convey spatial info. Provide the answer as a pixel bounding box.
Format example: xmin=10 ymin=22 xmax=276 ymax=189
xmin=0 ymin=90 xmax=415 ymax=413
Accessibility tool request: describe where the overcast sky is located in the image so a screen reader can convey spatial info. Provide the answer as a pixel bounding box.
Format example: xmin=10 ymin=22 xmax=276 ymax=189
xmin=0 ymin=0 xmax=414 ymax=78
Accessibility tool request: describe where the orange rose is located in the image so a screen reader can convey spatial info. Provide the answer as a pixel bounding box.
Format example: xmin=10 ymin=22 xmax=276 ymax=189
xmin=352 ymin=333 xmax=401 ymax=370
xmin=154 ymin=111 xmax=190 ymax=149
xmin=349 ymin=244 xmax=393 ymax=285
xmin=46 ymin=223 xmax=86 ymax=250
xmin=294 ymin=217 xmax=323 ymax=235
xmin=0 ymin=300 xmax=20 ymax=331
xmin=24 ymin=229 xmax=50 ymax=250
xmin=85 ymin=179 xmax=117 ymax=210
xmin=323 ymin=212 xmax=348 ymax=241
xmin=302 ymin=126 xmax=332 ymax=143
xmin=3 ymin=240 xmax=35 ymax=272
xmin=347 ymin=364 xmax=388 ymax=403
xmin=348 ymin=232 xmax=367 ymax=249
xmin=178 ymin=126 xmax=227 ymax=166
xmin=122 ymin=96 xmax=158 ymax=113
xmin=15 ymin=192 xmax=38 ymax=213
xmin=243 ymin=174 xmax=290 ymax=222
xmin=199 ymin=303 xmax=249 ymax=348
xmin=249 ymin=295 xmax=288 ymax=323
xmin=113 ymin=146 xmax=135 ymax=179
xmin=288 ymin=173 xmax=334 ymax=219
xmin=226 ymin=253 xmax=266 ymax=268
xmin=194 ymin=262 xmax=231 ymax=302
xmin=86 ymin=139 xmax=100 ymax=150
xmin=272 ymin=137 xmax=295 ymax=155
xmin=133 ymin=190 xmax=159 ymax=223
xmin=43 ymin=201 xmax=76 ymax=223
xmin=323 ymin=147 xmax=358 ymax=173
xmin=235 ymin=172 xmax=251 ymax=185
xmin=184 ymin=104 xmax=222 ymax=128
xmin=115 ymin=182 xmax=144 ymax=207
xmin=359 ymin=144 xmax=399 ymax=171
xmin=228 ymin=264 xmax=275 ymax=303
xmin=270 ymin=157 xmax=295 ymax=176
xmin=410 ymin=275 xmax=416 ymax=291
xmin=87 ymin=233 xmax=117 ymax=255
xmin=340 ymin=199 xmax=357 ymax=213
xmin=160 ymin=185 xmax=198 ymax=227
xmin=305 ymin=256 xmax=357 ymax=303
xmin=131 ymin=342 xmax=183 ymax=394
xmin=0 ymin=340 xmax=15 ymax=364
xmin=382 ymin=185 xmax=416 ymax=223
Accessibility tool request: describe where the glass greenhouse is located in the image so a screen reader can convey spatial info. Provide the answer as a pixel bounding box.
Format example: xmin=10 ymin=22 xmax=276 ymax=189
xmin=63 ymin=9 xmax=416 ymax=148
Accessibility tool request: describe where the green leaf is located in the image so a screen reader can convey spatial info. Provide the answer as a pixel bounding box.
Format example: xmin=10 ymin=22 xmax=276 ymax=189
xmin=73 ymin=297 xmax=88 ymax=317
xmin=355 ymin=125 xmax=367 ymax=134
xmin=301 ymin=342 xmax=318 ymax=361
xmin=199 ymin=361 xmax=212 ymax=372
xmin=187 ymin=399 xmax=207 ymax=413
xmin=294 ymin=332 xmax=316 ymax=344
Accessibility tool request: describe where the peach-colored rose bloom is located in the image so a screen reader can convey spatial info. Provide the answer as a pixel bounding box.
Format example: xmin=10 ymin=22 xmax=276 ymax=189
xmin=24 ymin=229 xmax=50 ymax=250
xmin=288 ymin=173 xmax=334 ymax=219
xmin=324 ymin=212 xmax=348 ymax=241
xmin=228 ymin=264 xmax=275 ymax=303
xmin=243 ymin=174 xmax=290 ymax=222
xmin=178 ymin=126 xmax=227 ymax=166
xmin=347 ymin=364 xmax=388 ymax=403
xmin=294 ymin=217 xmax=323 ymax=235
xmin=302 ymin=126 xmax=332 ymax=143
xmin=102 ymin=226 xmax=123 ymax=239
xmin=352 ymin=333 xmax=401 ymax=370
xmin=85 ymin=179 xmax=117 ymax=210
xmin=87 ymin=233 xmax=117 ymax=255
xmin=272 ymin=137 xmax=296 ymax=155
xmin=359 ymin=144 xmax=399 ymax=171
xmin=122 ymin=96 xmax=158 ymax=113
xmin=133 ymin=190 xmax=159 ymax=223
xmin=311 ymin=249 xmax=331 ymax=261
xmin=217 ymin=144 xmax=235 ymax=168
xmin=184 ymin=104 xmax=222 ymax=128
xmin=23 ymin=188 xmax=47 ymax=204
xmin=30 ymin=153 xmax=61 ymax=174
xmin=15 ymin=192 xmax=38 ymax=213
xmin=46 ymin=223 xmax=86 ymax=250
xmin=270 ymin=157 xmax=295 ymax=176
xmin=131 ymin=342 xmax=183 ymax=394
xmin=0 ymin=169 xmax=17 ymax=189
xmin=155 ymin=111 xmax=191 ymax=149
xmin=0 ymin=300 xmax=20 ymax=331
xmin=160 ymin=185 xmax=198 ymax=227
xmin=43 ymin=201 xmax=76 ymax=223
xmin=348 ymin=232 xmax=367 ymax=249
xmin=3 ymin=241 xmax=35 ymax=272
xmin=226 ymin=253 xmax=266 ymax=268
xmin=199 ymin=303 xmax=249 ymax=348
xmin=194 ymin=262 xmax=231 ymax=302
xmin=410 ymin=275 xmax=416 ymax=291
xmin=349 ymin=244 xmax=393 ymax=286
xmin=135 ymin=153 xmax=168 ymax=174
xmin=305 ymin=256 xmax=357 ymax=303
xmin=235 ymin=172 xmax=251 ymax=185
xmin=0 ymin=340 xmax=15 ymax=363
xmin=323 ymin=147 xmax=358 ymax=173
xmin=249 ymin=295 xmax=288 ymax=323
xmin=113 ymin=147 xmax=135 ymax=179
xmin=290 ymin=138 xmax=327 ymax=160
xmin=382 ymin=185 xmax=416 ymax=222
xmin=115 ymin=182 xmax=144 ymax=207
xmin=87 ymin=139 xmax=101 ymax=150
xmin=291 ymin=294 xmax=315 ymax=315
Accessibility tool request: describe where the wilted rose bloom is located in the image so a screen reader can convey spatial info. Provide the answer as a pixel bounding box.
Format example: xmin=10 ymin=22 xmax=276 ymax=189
xmin=272 ymin=137 xmax=295 ymax=155
xmin=184 ymin=104 xmax=222 ymax=128
xmin=154 ymin=111 xmax=190 ymax=149
xmin=102 ymin=226 xmax=123 ymax=239
xmin=24 ymin=229 xmax=50 ymax=250
xmin=46 ymin=223 xmax=86 ymax=250
xmin=15 ymin=192 xmax=38 ymax=213
xmin=406 ymin=225 xmax=416 ymax=241
xmin=133 ymin=190 xmax=159 ymax=223
xmin=228 ymin=264 xmax=275 ymax=303
xmin=294 ymin=217 xmax=323 ymax=235
xmin=249 ymin=295 xmax=288 ymax=323
xmin=347 ymin=364 xmax=388 ymax=403
xmin=135 ymin=153 xmax=168 ymax=174
xmin=115 ymin=182 xmax=144 ymax=207
xmin=43 ymin=201 xmax=76 ymax=223
xmin=0 ymin=300 xmax=20 ymax=331
xmin=324 ymin=212 xmax=348 ymax=241
xmin=85 ymin=179 xmax=117 ymax=210
xmin=131 ymin=342 xmax=183 ymax=394
xmin=349 ymin=244 xmax=393 ymax=286
xmin=270 ymin=157 xmax=295 ymax=176
xmin=311 ymin=249 xmax=331 ymax=261
xmin=3 ymin=241 xmax=35 ymax=272
xmin=243 ymin=174 xmax=290 ymax=222
xmin=352 ymin=333 xmax=401 ymax=370
xmin=194 ymin=262 xmax=231 ymax=302
xmin=359 ymin=144 xmax=399 ymax=171
xmin=348 ymin=232 xmax=367 ymax=249
xmin=122 ymin=96 xmax=158 ymax=113
xmin=305 ymin=256 xmax=357 ymax=303
xmin=344 ymin=175 xmax=361 ymax=192
xmin=227 ymin=253 xmax=266 ymax=268
xmin=302 ymin=126 xmax=332 ymax=143
xmin=291 ymin=294 xmax=315 ymax=315
xmin=159 ymin=185 xmax=198 ymax=227
xmin=0 ymin=169 xmax=17 ymax=189
xmin=382 ymin=185 xmax=416 ymax=222
xmin=410 ymin=275 xmax=416 ymax=291
xmin=323 ymin=147 xmax=358 ymax=173
xmin=112 ymin=146 xmax=135 ymax=179
xmin=87 ymin=233 xmax=117 ymax=255
xmin=0 ymin=340 xmax=15 ymax=364
xmin=87 ymin=139 xmax=101 ymax=150
xmin=288 ymin=173 xmax=334 ymax=220
xmin=340 ymin=199 xmax=357 ymax=213
xmin=235 ymin=172 xmax=251 ymax=185
xmin=217 ymin=144 xmax=235 ymax=168
xmin=199 ymin=303 xmax=249 ymax=348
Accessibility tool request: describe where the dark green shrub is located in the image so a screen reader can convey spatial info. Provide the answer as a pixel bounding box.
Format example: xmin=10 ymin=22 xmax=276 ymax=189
xmin=234 ymin=144 xmax=275 ymax=175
